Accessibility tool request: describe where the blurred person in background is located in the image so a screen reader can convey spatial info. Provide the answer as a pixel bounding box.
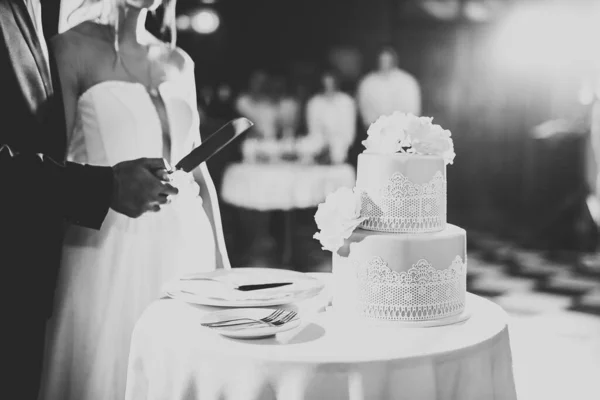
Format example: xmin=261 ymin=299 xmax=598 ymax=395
xmin=209 ymin=83 xmax=238 ymax=123
xmin=356 ymin=46 xmax=421 ymax=127
xmin=306 ymin=70 xmax=356 ymax=164
xmin=235 ymin=70 xmax=278 ymax=140
xmin=203 ymin=82 xmax=240 ymax=193
xmin=197 ymin=83 xmax=214 ymax=123
xmin=234 ymin=71 xmax=280 ymax=262
xmin=270 ymin=75 xmax=301 ymax=140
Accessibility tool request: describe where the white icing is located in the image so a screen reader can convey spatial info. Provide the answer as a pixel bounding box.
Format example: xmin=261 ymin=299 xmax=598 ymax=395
xmin=356 ymin=153 xmax=446 ymax=233
xmin=360 ymin=170 xmax=446 ymax=233
xmin=356 ymin=256 xmax=466 ymax=321
xmin=332 ymin=225 xmax=467 ymax=322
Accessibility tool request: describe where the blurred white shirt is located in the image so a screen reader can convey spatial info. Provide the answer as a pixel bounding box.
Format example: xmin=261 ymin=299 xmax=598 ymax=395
xmin=235 ymin=94 xmax=278 ymax=140
xmin=277 ymin=97 xmax=300 ymax=139
xmin=306 ymin=92 xmax=356 ymax=163
xmin=357 ymin=68 xmax=421 ymax=126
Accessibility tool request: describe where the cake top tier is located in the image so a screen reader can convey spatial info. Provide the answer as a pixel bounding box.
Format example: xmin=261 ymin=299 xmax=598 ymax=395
xmin=356 ymin=152 xmax=444 ymax=190
xmin=356 ymin=152 xmax=447 ymax=233
xmin=361 ymin=112 xmax=455 ymax=165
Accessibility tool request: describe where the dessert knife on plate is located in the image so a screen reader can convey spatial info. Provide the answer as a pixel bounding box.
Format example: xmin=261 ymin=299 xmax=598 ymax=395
xmin=235 ymin=282 xmax=293 ymax=291
xmin=179 ymin=277 xmax=293 ymax=292
xmin=169 ymin=117 xmax=253 ymax=173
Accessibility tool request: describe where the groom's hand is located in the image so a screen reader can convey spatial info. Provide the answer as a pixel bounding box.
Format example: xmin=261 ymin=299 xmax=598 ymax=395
xmin=110 ymin=158 xmax=179 ymax=218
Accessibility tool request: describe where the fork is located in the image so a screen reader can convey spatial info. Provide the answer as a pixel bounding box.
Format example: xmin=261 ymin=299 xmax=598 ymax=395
xmin=202 ymin=309 xmax=283 ymax=328
xmin=203 ymin=310 xmax=296 ymax=328
xmin=220 ymin=311 xmax=297 ymax=330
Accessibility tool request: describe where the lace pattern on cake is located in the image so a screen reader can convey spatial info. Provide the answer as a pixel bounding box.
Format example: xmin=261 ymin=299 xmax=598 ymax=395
xmin=355 ymin=256 xmax=466 ymax=321
xmin=359 ymin=171 xmax=446 ymax=233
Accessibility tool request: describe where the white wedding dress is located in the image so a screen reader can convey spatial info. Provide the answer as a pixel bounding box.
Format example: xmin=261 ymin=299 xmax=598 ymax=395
xmin=40 ymin=81 xmax=216 ymax=400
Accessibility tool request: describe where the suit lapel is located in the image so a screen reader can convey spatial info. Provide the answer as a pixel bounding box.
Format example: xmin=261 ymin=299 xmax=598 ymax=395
xmin=0 ymin=1 xmax=47 ymax=122
xmin=8 ymin=0 xmax=53 ymax=96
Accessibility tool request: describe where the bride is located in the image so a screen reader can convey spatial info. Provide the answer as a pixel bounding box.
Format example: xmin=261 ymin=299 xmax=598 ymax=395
xmin=39 ymin=0 xmax=231 ymax=399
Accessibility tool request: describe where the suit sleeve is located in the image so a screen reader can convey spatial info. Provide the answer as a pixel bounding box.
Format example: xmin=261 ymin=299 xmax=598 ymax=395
xmin=0 ymin=143 xmax=114 ymax=229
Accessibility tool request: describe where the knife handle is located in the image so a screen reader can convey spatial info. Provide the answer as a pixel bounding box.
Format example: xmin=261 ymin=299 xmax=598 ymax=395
xmin=236 ymin=282 xmax=293 ymax=291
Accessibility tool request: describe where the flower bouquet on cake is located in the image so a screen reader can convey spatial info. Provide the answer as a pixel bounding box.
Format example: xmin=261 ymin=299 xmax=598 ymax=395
xmin=361 ymin=111 xmax=455 ymax=164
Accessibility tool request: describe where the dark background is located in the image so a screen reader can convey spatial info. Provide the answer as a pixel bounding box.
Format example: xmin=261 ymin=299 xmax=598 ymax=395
xmin=157 ymin=0 xmax=596 ymax=252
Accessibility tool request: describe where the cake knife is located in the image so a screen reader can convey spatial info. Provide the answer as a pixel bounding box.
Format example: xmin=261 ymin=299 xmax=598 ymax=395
xmin=169 ymin=117 xmax=253 ymax=173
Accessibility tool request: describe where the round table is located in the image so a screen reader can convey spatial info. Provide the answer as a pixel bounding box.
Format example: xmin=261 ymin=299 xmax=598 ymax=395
xmin=125 ymin=274 xmax=517 ymax=400
xmin=220 ymin=163 xmax=355 ymax=263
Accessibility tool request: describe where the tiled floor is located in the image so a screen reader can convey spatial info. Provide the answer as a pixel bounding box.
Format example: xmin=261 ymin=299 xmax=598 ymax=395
xmin=225 ymin=209 xmax=600 ymax=400
xmin=465 ymin=234 xmax=600 ymax=400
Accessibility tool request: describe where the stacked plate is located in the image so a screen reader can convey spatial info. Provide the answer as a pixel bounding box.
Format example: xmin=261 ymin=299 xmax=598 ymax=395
xmin=163 ymin=268 xmax=325 ymax=338
xmin=164 ymin=268 xmax=325 ymax=307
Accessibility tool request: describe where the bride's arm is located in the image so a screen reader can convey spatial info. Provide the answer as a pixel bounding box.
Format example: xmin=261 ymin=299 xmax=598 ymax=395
xmin=194 ymin=162 xmax=232 ymax=270
xmin=50 ymin=33 xmax=81 ymax=146
xmin=181 ymin=53 xmax=232 ymax=270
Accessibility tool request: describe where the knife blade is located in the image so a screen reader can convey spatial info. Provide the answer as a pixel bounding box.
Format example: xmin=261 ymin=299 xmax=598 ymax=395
xmin=235 ymin=282 xmax=293 ymax=291
xmin=172 ymin=117 xmax=253 ymax=173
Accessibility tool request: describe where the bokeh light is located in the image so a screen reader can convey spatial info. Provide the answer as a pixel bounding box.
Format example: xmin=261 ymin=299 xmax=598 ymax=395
xmin=190 ymin=8 xmax=220 ymax=34
xmin=176 ymin=15 xmax=191 ymax=31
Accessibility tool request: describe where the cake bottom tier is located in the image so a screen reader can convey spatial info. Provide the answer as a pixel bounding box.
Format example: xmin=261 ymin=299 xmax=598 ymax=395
xmin=332 ymin=224 xmax=467 ymax=322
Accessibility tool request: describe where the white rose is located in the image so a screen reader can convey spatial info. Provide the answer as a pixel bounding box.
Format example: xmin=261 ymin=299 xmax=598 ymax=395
xmin=410 ymin=122 xmax=456 ymax=165
xmin=361 ymin=113 xmax=407 ymax=154
xmin=313 ymin=187 xmax=365 ymax=252
xmin=360 ymin=112 xmax=456 ymax=164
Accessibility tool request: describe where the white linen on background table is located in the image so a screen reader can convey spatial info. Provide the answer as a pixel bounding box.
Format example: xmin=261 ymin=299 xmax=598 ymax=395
xmin=125 ymin=274 xmax=517 ymax=400
xmin=220 ymin=163 xmax=356 ymax=210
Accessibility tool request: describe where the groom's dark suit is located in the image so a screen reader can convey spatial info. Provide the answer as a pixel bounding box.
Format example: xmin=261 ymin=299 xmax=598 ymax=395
xmin=0 ymin=0 xmax=114 ymax=397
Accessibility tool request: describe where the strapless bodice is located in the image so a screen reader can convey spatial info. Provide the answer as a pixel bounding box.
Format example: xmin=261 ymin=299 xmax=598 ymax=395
xmin=69 ymin=80 xmax=199 ymax=166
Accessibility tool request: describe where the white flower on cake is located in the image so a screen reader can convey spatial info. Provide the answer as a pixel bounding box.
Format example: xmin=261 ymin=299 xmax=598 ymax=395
xmin=410 ymin=120 xmax=455 ymax=165
xmin=362 ymin=111 xmax=456 ymax=165
xmin=313 ymin=187 xmax=366 ymax=252
xmin=361 ymin=112 xmax=410 ymax=154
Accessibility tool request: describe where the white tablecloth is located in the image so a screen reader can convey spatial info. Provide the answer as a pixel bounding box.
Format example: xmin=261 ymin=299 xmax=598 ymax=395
xmin=126 ymin=273 xmax=517 ymax=400
xmin=220 ymin=163 xmax=356 ymax=210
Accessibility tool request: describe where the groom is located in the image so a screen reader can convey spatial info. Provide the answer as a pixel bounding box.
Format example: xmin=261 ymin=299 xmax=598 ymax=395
xmin=0 ymin=0 xmax=178 ymax=398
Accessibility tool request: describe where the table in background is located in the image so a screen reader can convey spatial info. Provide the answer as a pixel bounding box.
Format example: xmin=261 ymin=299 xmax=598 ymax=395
xmin=220 ymin=163 xmax=355 ymax=263
xmin=125 ymin=274 xmax=517 ymax=400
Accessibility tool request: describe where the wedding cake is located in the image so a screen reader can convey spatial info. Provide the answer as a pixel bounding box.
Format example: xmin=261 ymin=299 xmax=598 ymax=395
xmin=314 ymin=112 xmax=467 ymax=323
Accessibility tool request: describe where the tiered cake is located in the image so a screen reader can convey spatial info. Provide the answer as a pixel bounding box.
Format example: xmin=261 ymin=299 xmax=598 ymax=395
xmin=314 ymin=112 xmax=467 ymax=323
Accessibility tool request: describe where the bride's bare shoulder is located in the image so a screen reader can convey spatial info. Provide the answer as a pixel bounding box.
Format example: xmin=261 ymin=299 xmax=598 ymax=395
xmin=167 ymin=46 xmax=194 ymax=73
xmin=146 ymin=34 xmax=194 ymax=74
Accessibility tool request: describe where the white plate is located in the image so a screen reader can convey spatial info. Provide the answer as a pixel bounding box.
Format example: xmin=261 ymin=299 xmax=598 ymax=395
xmin=200 ymin=308 xmax=301 ymax=339
xmin=164 ymin=268 xmax=325 ymax=307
